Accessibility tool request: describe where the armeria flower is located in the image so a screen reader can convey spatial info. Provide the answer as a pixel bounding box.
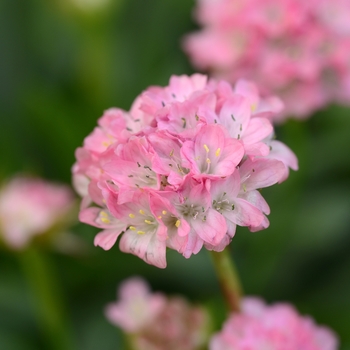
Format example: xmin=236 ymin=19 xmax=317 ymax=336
xmin=73 ymin=74 xmax=297 ymax=268
xmin=210 ymin=297 xmax=338 ymax=350
xmin=0 ymin=176 xmax=74 ymax=250
xmin=183 ymin=0 xmax=350 ymax=120
xmin=106 ymin=277 xmax=210 ymax=350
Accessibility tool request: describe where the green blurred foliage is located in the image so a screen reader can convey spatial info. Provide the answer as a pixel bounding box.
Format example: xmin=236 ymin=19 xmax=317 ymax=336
xmin=0 ymin=0 xmax=349 ymax=349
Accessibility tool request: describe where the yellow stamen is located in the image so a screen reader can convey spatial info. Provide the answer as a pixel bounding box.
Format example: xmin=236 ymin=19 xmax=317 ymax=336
xmin=137 ymin=230 xmax=146 ymax=235
xmin=158 ymin=216 xmax=162 ymax=219
xmin=169 ymin=149 xmax=174 ymax=157
xmin=100 ymin=211 xmax=108 ymax=217
xmin=251 ymin=103 xmax=257 ymax=112
xmin=101 ymin=217 xmax=110 ymax=224
xmin=162 ymin=210 xmax=167 ymax=215
xmin=206 ymin=158 xmax=211 ymax=164
xmin=129 ymin=226 xmax=136 ymax=231
xmin=129 ymin=213 xmax=135 ymax=218
xmin=145 ymin=220 xmax=152 ymax=224
xmin=175 ymin=220 xmax=181 ymax=228
xmin=243 ymin=183 xmax=247 ymax=192
xmin=139 ymin=209 xmax=145 ymax=215
xmin=203 ymin=144 xmax=210 ymax=153
xmin=215 ymin=148 xmax=221 ymax=157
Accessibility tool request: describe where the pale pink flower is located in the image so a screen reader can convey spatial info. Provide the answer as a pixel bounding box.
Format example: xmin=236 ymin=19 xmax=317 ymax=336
xmin=210 ymin=297 xmax=338 ymax=350
xmin=0 ymin=177 xmax=74 ymax=249
xmin=183 ymin=0 xmax=350 ymax=120
xmin=106 ymin=277 xmax=210 ymax=350
xmin=105 ymin=277 xmax=166 ymax=333
xmin=73 ymin=74 xmax=297 ymax=267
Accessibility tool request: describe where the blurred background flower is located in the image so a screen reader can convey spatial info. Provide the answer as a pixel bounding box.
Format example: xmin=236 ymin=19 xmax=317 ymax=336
xmin=0 ymin=0 xmax=349 ymax=349
xmin=183 ymin=0 xmax=350 ymax=121
xmin=0 ymin=176 xmax=75 ymax=250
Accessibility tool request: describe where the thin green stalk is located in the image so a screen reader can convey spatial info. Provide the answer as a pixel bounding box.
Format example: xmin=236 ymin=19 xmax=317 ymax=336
xmin=209 ymin=247 xmax=243 ymax=313
xmin=18 ymin=247 xmax=75 ymax=350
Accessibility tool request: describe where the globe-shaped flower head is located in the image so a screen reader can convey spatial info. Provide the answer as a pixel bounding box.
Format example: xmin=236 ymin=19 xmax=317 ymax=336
xmin=73 ymin=74 xmax=297 ymax=268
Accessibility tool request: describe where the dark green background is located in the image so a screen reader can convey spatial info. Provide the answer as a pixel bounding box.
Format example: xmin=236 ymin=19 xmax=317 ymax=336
xmin=1 ymin=0 xmax=349 ymax=349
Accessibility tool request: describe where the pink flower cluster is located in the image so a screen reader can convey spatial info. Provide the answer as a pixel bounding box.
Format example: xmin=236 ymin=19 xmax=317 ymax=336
xmin=0 ymin=177 xmax=74 ymax=249
xmin=73 ymin=74 xmax=297 ymax=268
xmin=210 ymin=298 xmax=338 ymax=350
xmin=183 ymin=0 xmax=350 ymax=120
xmin=105 ymin=277 xmax=209 ymax=350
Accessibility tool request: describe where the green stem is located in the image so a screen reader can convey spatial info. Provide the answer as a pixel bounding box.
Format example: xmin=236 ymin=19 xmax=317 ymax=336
xmin=209 ymin=247 xmax=243 ymax=313
xmin=18 ymin=247 xmax=75 ymax=350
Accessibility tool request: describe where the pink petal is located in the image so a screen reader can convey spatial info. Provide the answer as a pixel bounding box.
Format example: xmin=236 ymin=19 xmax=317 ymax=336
xmin=191 ymin=208 xmax=227 ymax=245
xmin=119 ymin=230 xmax=167 ymax=268
xmin=94 ymin=229 xmax=123 ymax=250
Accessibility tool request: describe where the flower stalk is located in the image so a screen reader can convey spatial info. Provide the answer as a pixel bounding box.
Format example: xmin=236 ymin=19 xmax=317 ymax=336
xmin=19 ymin=247 xmax=75 ymax=350
xmin=209 ymin=247 xmax=243 ymax=313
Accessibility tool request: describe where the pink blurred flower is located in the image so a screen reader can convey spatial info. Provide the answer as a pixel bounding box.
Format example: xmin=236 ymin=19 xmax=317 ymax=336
xmin=73 ymin=74 xmax=297 ymax=268
xmin=183 ymin=0 xmax=350 ymax=120
xmin=210 ymin=297 xmax=338 ymax=350
xmin=0 ymin=176 xmax=74 ymax=249
xmin=106 ymin=277 xmax=210 ymax=350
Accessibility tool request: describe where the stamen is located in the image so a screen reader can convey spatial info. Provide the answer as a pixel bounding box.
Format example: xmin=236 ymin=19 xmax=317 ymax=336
xmin=169 ymin=149 xmax=174 ymax=157
xmin=137 ymin=230 xmax=145 ymax=235
xmin=145 ymin=220 xmax=153 ymax=224
xmin=129 ymin=213 xmax=135 ymax=218
xmin=215 ymin=148 xmax=221 ymax=157
xmin=137 ymin=162 xmax=141 ymax=167
xmin=162 ymin=210 xmax=167 ymax=215
xmin=206 ymin=158 xmax=211 ymax=163
xmin=203 ymin=144 xmax=210 ymax=153
xmin=139 ymin=209 xmax=146 ymax=215
xmin=101 ymin=217 xmax=110 ymax=224
xmin=243 ymin=184 xmax=247 ymax=192
xmin=231 ymin=114 xmax=236 ymax=121
xmin=100 ymin=211 xmax=108 ymax=217
xmin=181 ymin=118 xmax=186 ymax=128
xmin=232 ymin=204 xmax=235 ymax=210
xmin=129 ymin=226 xmax=136 ymax=231
xmin=175 ymin=220 xmax=181 ymax=228
xmin=195 ymin=115 xmax=199 ymax=121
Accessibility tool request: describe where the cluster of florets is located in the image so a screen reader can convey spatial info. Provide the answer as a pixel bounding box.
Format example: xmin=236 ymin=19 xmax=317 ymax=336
xmin=105 ymin=277 xmax=210 ymax=350
xmin=183 ymin=0 xmax=350 ymax=120
xmin=0 ymin=176 xmax=74 ymax=249
xmin=210 ymin=298 xmax=338 ymax=350
xmin=73 ymin=74 xmax=297 ymax=268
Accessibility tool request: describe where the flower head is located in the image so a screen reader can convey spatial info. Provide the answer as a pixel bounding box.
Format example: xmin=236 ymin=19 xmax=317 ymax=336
xmin=0 ymin=176 xmax=74 ymax=249
xmin=73 ymin=74 xmax=297 ymax=267
xmin=183 ymin=0 xmax=350 ymax=120
xmin=210 ymin=297 xmax=338 ymax=350
xmin=106 ymin=277 xmax=210 ymax=350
